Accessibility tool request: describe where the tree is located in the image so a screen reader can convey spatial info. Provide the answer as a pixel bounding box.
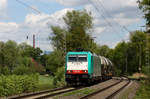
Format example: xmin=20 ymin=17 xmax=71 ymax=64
xmin=50 ymin=10 xmax=95 ymax=52
xmin=0 ymin=41 xmax=5 ymax=67
xmin=113 ymin=41 xmax=128 ymax=74
xmin=129 ymin=31 xmax=147 ymax=69
xmin=112 ymin=31 xmax=148 ymax=75
xmin=2 ymin=40 xmax=19 ymax=70
xmin=138 ymin=0 xmax=150 ymax=26
xmin=18 ymin=43 xmax=43 ymax=61
xmin=46 ymin=50 xmax=64 ymax=75
xmin=50 ymin=26 xmax=66 ymax=51
xmin=96 ymin=45 xmax=111 ymax=57
xmin=64 ymin=10 xmax=93 ymax=51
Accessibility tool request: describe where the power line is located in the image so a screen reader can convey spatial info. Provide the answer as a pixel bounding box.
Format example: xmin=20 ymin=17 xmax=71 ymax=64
xmin=88 ymin=0 xmax=123 ymax=39
xmin=15 ymin=0 xmax=67 ymax=53
xmin=16 ymin=0 xmax=41 ymax=14
xmin=88 ymin=0 xmax=113 ymax=28
xmin=96 ymin=0 xmax=130 ymax=33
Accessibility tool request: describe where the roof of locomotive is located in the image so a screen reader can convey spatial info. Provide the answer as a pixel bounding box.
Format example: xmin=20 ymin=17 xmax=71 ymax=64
xmin=67 ymin=51 xmax=92 ymax=55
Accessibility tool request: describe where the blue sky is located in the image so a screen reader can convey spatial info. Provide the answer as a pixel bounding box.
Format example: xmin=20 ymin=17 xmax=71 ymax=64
xmin=0 ymin=0 xmax=145 ymax=51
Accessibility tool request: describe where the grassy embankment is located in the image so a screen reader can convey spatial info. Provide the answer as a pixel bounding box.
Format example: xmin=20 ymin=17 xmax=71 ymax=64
xmin=128 ymin=73 xmax=150 ymax=99
xmin=37 ymin=75 xmax=54 ymax=91
xmin=134 ymin=80 xmax=150 ymax=99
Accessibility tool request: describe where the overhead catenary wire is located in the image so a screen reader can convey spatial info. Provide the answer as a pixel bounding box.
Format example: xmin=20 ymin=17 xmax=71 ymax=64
xmin=15 ymin=0 xmax=67 ymax=52
xmin=88 ymin=0 xmax=123 ymax=40
xmin=96 ymin=0 xmax=130 ymax=33
xmin=16 ymin=0 xmax=41 ymax=14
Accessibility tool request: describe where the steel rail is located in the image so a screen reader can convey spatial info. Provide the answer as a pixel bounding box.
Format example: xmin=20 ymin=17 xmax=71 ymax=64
xmin=35 ymin=87 xmax=84 ymax=99
xmin=80 ymin=78 xmax=123 ymax=99
xmin=8 ymin=86 xmax=70 ymax=99
xmin=106 ymin=79 xmax=131 ymax=99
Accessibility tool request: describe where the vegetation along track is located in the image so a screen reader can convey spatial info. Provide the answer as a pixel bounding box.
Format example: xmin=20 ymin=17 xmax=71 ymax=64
xmin=80 ymin=77 xmax=130 ymax=99
xmin=8 ymin=86 xmax=75 ymax=99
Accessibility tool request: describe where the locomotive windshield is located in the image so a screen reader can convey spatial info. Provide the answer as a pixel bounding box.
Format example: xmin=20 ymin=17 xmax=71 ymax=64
xmin=68 ymin=55 xmax=87 ymax=62
xmin=78 ymin=57 xmax=87 ymax=62
xmin=68 ymin=57 xmax=77 ymax=62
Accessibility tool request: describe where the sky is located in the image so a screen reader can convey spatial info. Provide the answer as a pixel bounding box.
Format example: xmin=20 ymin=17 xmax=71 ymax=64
xmin=0 ymin=0 xmax=145 ymax=51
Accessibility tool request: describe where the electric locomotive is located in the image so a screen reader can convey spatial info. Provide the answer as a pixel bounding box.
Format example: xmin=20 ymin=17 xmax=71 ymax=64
xmin=65 ymin=51 xmax=113 ymax=85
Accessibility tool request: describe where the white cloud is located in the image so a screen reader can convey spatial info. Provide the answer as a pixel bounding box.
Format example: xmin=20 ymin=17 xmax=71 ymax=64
xmin=0 ymin=0 xmax=7 ymax=19
xmin=0 ymin=22 xmax=18 ymax=32
xmin=93 ymin=27 xmax=105 ymax=35
xmin=0 ymin=8 xmax=74 ymax=51
xmin=55 ymin=0 xmax=89 ymax=6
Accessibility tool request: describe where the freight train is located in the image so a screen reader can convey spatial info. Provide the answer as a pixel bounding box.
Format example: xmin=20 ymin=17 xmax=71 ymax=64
xmin=65 ymin=51 xmax=113 ymax=85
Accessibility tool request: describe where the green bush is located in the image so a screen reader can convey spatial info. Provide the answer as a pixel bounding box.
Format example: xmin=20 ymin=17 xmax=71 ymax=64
xmin=0 ymin=66 xmax=10 ymax=75
xmin=53 ymin=67 xmax=66 ymax=87
xmin=135 ymin=80 xmax=150 ymax=99
xmin=13 ymin=65 xmax=35 ymax=75
xmin=32 ymin=64 xmax=46 ymax=75
xmin=0 ymin=74 xmax=38 ymax=97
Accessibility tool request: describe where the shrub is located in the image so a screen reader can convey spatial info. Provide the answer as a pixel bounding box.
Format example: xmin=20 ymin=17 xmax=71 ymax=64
xmin=53 ymin=67 xmax=66 ymax=87
xmin=13 ymin=65 xmax=35 ymax=75
xmin=0 ymin=74 xmax=38 ymax=97
xmin=0 ymin=66 xmax=10 ymax=75
xmin=32 ymin=64 xmax=46 ymax=75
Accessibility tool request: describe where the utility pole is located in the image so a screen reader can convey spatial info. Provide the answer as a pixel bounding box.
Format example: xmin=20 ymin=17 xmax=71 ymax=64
xmin=126 ymin=51 xmax=128 ymax=74
xmin=63 ymin=31 xmax=67 ymax=67
xmin=33 ymin=34 xmax=35 ymax=48
xmin=146 ymin=26 xmax=150 ymax=73
xmin=139 ymin=43 xmax=142 ymax=73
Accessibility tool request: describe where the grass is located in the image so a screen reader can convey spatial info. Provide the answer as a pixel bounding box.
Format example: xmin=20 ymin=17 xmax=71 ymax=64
xmin=63 ymin=88 xmax=95 ymax=96
xmin=36 ymin=75 xmax=54 ymax=91
xmin=38 ymin=75 xmax=53 ymax=85
xmin=54 ymin=88 xmax=96 ymax=99
xmin=134 ymin=80 xmax=150 ymax=99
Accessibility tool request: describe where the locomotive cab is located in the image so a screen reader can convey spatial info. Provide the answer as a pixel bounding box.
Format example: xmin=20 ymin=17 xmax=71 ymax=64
xmin=65 ymin=52 xmax=91 ymax=84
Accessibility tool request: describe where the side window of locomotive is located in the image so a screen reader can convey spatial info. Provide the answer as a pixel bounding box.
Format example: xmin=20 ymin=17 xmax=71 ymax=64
xmin=78 ymin=57 xmax=87 ymax=62
xmin=68 ymin=57 xmax=77 ymax=62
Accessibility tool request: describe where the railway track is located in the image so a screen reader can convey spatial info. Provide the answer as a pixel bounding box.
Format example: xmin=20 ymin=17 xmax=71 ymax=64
xmin=7 ymin=77 xmax=130 ymax=99
xmin=8 ymin=86 xmax=79 ymax=99
xmin=34 ymin=87 xmax=84 ymax=99
xmin=80 ymin=77 xmax=130 ymax=99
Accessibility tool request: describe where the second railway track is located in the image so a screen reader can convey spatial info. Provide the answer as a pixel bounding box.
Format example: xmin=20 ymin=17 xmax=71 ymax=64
xmin=80 ymin=77 xmax=131 ymax=99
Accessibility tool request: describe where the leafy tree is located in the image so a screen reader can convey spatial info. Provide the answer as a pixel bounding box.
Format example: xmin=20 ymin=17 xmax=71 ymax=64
xmin=129 ymin=31 xmax=147 ymax=69
xmin=46 ymin=50 xmax=64 ymax=75
xmin=112 ymin=31 xmax=148 ymax=75
xmin=2 ymin=40 xmax=19 ymax=70
xmin=96 ymin=45 xmax=111 ymax=57
xmin=138 ymin=0 xmax=150 ymax=26
xmin=18 ymin=43 xmax=42 ymax=61
xmin=50 ymin=10 xmax=95 ymax=52
xmin=0 ymin=41 xmax=5 ymax=67
xmin=50 ymin=26 xmax=66 ymax=51
xmin=113 ymin=41 xmax=128 ymax=74
xmin=0 ymin=41 xmax=44 ymax=75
